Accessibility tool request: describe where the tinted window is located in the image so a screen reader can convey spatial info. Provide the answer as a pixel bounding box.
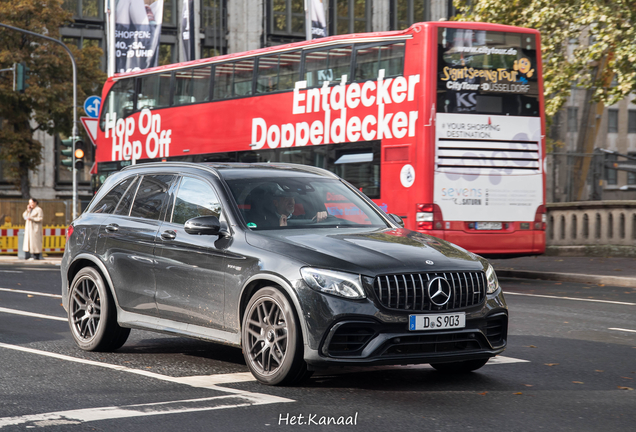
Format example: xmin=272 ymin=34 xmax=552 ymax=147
xmin=304 ymin=46 xmax=352 ymax=87
xmin=437 ymin=28 xmax=540 ymax=116
xmin=256 ymin=51 xmax=301 ymax=94
xmin=171 ymin=177 xmax=222 ymax=225
xmin=213 ymin=63 xmax=233 ymax=100
xmin=91 ymin=176 xmax=136 ymax=214
xmin=114 ymin=176 xmax=140 ymax=216
xmin=99 ymin=78 xmax=135 ymax=130
xmin=130 ymin=175 xmax=175 ymax=220
xmin=174 ymin=66 xmax=212 ymax=105
xmin=138 ymin=72 xmax=171 ymax=110
xmin=355 ymin=42 xmax=405 ymax=81
xmin=234 ymin=59 xmax=255 ymax=96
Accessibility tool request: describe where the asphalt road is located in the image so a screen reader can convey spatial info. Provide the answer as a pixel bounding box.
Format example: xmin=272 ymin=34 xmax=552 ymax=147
xmin=0 ymin=264 xmax=635 ymax=431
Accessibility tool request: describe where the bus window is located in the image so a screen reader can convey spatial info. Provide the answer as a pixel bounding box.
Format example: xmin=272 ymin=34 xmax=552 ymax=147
xmin=138 ymin=72 xmax=171 ymax=110
xmin=256 ymin=55 xmax=279 ymax=93
xmin=174 ymin=66 xmax=212 ymax=105
xmin=213 ymin=63 xmax=233 ymax=100
xmin=234 ymin=59 xmax=255 ymax=96
xmin=278 ymin=51 xmax=301 ymax=90
xmin=378 ymin=42 xmax=405 ymax=77
xmin=99 ymin=78 xmax=135 ymax=130
xmin=304 ymin=46 xmax=352 ymax=87
xmin=354 ymin=42 xmax=405 ymax=81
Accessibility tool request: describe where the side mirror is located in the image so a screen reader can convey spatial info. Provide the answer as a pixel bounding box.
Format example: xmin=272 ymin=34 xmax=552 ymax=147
xmin=184 ymin=216 xmax=221 ymax=235
xmin=388 ymin=213 xmax=405 ymax=227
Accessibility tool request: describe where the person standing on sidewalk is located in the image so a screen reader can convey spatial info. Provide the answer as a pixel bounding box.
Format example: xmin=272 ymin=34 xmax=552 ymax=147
xmin=22 ymin=198 xmax=44 ymax=260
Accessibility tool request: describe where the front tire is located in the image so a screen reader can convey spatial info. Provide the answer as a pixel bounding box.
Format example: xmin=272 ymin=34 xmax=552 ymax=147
xmin=242 ymin=287 xmax=308 ymax=385
xmin=430 ymin=358 xmax=489 ymax=373
xmin=68 ymin=267 xmax=130 ymax=351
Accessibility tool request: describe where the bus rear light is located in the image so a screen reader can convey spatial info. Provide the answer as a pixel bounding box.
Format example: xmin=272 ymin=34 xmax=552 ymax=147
xmin=416 ymin=204 xmax=444 ymax=230
xmin=534 ymin=205 xmax=546 ymax=230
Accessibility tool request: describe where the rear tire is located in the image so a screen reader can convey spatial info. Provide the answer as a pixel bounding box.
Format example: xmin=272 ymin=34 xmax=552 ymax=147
xmin=68 ymin=267 xmax=130 ymax=351
xmin=242 ymin=287 xmax=308 ymax=385
xmin=430 ymin=358 xmax=489 ymax=373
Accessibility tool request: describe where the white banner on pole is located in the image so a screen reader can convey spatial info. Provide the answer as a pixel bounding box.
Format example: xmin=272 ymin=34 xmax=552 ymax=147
xmin=114 ymin=0 xmax=165 ymax=73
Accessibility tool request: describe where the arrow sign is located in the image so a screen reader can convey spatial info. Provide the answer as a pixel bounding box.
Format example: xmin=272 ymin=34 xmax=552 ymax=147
xmin=83 ymin=95 xmax=101 ymax=118
xmin=80 ymin=117 xmax=99 ymax=147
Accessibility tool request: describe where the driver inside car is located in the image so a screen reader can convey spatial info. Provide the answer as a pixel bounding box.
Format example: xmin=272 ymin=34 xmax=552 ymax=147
xmin=255 ymin=190 xmax=328 ymax=227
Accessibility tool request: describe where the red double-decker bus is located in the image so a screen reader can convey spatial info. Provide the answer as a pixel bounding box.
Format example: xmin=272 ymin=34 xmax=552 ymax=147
xmin=94 ymin=21 xmax=546 ymax=256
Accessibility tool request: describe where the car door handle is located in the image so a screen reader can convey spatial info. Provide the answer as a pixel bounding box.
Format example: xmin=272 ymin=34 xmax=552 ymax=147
xmin=105 ymin=224 xmax=119 ymax=233
xmin=161 ymin=230 xmax=176 ymax=240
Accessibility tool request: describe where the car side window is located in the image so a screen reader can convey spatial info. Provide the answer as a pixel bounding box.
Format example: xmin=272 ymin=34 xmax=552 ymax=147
xmin=113 ymin=176 xmax=140 ymax=216
xmin=130 ymin=175 xmax=175 ymax=220
xmin=171 ymin=177 xmax=222 ymax=225
xmin=91 ymin=176 xmax=136 ymax=214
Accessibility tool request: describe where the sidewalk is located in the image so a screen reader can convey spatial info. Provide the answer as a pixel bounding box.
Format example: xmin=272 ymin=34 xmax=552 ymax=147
xmin=490 ymin=255 xmax=636 ymax=288
xmin=0 ymin=255 xmax=62 ymax=266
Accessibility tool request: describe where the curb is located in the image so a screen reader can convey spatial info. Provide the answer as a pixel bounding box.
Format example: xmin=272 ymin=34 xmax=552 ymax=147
xmin=496 ymin=269 xmax=636 ymax=289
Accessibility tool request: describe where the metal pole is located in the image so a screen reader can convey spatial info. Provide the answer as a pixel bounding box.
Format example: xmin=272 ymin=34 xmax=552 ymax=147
xmin=106 ymin=0 xmax=116 ymax=77
xmin=0 ymin=23 xmax=79 ymax=220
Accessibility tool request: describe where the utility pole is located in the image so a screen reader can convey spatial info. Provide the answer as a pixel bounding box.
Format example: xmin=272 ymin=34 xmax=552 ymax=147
xmin=0 ymin=23 xmax=80 ymax=220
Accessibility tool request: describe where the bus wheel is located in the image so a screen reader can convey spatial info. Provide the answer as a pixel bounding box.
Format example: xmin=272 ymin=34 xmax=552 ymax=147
xmin=242 ymin=287 xmax=308 ymax=386
xmin=430 ymin=358 xmax=489 ymax=373
xmin=68 ymin=267 xmax=130 ymax=352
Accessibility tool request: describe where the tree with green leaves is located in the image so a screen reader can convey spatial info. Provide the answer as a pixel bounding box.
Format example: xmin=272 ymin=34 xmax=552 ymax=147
xmin=0 ymin=0 xmax=106 ymax=198
xmin=454 ymin=0 xmax=636 ymax=199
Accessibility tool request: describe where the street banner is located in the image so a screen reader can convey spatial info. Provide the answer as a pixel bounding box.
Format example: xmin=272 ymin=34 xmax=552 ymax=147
xmin=311 ymin=0 xmax=327 ymax=39
xmin=181 ymin=0 xmax=195 ymax=61
xmin=115 ymin=0 xmax=164 ymax=73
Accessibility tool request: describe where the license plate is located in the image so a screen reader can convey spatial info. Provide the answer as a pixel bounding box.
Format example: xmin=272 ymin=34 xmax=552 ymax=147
xmin=409 ymin=313 xmax=466 ymax=331
xmin=475 ymin=222 xmax=502 ymax=230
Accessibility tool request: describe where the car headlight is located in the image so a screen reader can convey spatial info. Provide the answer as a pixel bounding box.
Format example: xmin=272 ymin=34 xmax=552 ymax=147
xmin=300 ymin=268 xmax=366 ymax=299
xmin=485 ymin=263 xmax=500 ymax=294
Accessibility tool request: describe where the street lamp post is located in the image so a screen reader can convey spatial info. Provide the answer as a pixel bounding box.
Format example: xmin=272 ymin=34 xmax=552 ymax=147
xmin=0 ymin=23 xmax=79 ymax=220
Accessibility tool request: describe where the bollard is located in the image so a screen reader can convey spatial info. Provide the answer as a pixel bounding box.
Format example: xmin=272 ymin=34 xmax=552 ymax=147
xmin=17 ymin=230 xmax=25 ymax=260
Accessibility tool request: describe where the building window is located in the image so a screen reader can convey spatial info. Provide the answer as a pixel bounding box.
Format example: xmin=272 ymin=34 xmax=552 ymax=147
xmin=628 ymin=110 xmax=636 ymax=134
xmin=628 ymin=153 xmax=636 ymax=185
xmin=390 ymin=0 xmax=430 ymax=30
xmin=202 ymin=0 xmax=228 ymax=56
xmin=330 ymin=0 xmax=371 ymax=35
xmin=567 ymin=107 xmax=578 ymax=132
xmin=63 ymin=0 xmax=102 ymax=20
xmin=605 ymin=153 xmax=617 ymax=185
xmin=270 ymin=0 xmax=306 ymax=37
xmin=164 ymin=0 xmax=177 ymax=26
xmin=607 ymin=109 xmax=619 ymax=133
xmin=159 ymin=43 xmax=175 ymax=66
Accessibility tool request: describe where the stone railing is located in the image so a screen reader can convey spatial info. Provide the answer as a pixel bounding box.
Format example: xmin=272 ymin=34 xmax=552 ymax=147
xmin=546 ymin=201 xmax=636 ymax=247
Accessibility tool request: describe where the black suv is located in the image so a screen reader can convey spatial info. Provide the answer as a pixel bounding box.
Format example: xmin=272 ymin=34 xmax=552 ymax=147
xmin=61 ymin=162 xmax=508 ymax=385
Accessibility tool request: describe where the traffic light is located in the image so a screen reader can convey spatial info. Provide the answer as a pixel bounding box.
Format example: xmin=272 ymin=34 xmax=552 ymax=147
xmin=60 ymin=137 xmax=85 ymax=170
xmin=61 ymin=137 xmax=74 ymax=168
xmin=16 ymin=62 xmax=29 ymax=93
xmin=74 ymin=140 xmax=85 ymax=170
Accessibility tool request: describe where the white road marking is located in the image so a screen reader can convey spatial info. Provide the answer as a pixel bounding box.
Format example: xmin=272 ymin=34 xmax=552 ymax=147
xmin=505 ymin=291 xmax=636 ymax=306
xmin=608 ymin=327 xmax=636 ymax=334
xmin=0 ymin=393 xmax=293 ymax=428
xmin=0 ymin=307 xmax=67 ymax=322
xmin=0 ymin=270 xmax=23 ymax=273
xmin=0 ymin=287 xmax=62 ymax=299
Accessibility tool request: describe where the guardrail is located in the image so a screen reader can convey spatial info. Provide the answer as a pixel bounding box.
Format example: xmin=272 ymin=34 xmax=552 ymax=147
xmin=546 ymin=201 xmax=636 ymax=246
xmin=0 ymin=224 xmax=67 ymax=254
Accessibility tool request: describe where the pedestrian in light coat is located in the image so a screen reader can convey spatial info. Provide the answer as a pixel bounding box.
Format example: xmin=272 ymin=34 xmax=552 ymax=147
xmin=22 ymin=198 xmax=43 ymax=260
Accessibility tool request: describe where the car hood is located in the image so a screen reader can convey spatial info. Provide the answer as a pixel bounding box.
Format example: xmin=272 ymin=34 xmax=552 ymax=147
xmin=246 ymin=227 xmax=485 ymax=276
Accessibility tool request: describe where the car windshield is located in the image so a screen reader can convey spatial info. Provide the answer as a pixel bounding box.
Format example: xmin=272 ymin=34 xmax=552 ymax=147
xmin=225 ymin=175 xmax=389 ymax=230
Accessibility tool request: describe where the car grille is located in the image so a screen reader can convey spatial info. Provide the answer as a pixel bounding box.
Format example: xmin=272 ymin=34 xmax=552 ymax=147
xmin=485 ymin=315 xmax=507 ymax=347
xmin=380 ymin=332 xmax=486 ymax=357
xmin=373 ymin=271 xmax=486 ymax=311
xmin=327 ymin=324 xmax=376 ymax=357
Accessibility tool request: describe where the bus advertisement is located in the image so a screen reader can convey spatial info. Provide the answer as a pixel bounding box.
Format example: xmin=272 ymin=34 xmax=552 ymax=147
xmin=94 ymin=21 xmax=546 ymax=256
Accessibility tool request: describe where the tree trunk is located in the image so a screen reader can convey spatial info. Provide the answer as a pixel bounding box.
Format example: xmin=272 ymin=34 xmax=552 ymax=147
xmin=19 ymin=161 xmax=30 ymax=199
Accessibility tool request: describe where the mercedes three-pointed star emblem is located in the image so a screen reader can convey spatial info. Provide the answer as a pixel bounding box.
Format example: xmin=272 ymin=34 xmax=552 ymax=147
xmin=427 ymin=277 xmax=452 ymax=307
